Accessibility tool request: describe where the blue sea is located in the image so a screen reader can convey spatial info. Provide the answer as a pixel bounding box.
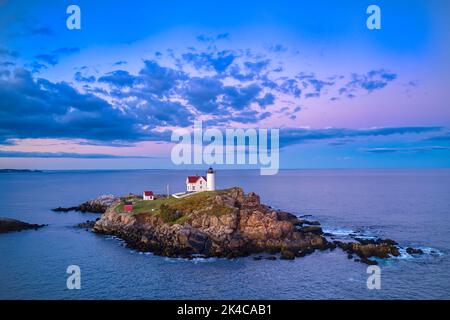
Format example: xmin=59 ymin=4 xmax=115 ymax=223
xmin=0 ymin=169 xmax=449 ymax=299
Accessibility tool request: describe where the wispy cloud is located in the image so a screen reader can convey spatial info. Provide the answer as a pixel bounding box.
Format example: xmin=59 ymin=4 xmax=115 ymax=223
xmin=34 ymin=47 xmax=79 ymax=66
xmin=279 ymin=126 xmax=443 ymax=147
xmin=361 ymin=146 xmax=450 ymax=153
xmin=0 ymin=151 xmax=155 ymax=159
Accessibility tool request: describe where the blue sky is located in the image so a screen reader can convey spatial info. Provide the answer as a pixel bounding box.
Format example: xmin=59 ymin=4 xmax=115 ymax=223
xmin=0 ymin=0 xmax=449 ymax=169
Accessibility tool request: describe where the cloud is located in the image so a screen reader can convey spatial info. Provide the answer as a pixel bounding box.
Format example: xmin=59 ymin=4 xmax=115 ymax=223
xmin=182 ymin=76 xmax=225 ymax=113
xmin=0 ymin=69 xmax=11 ymax=77
xmin=0 ymin=151 xmax=155 ymax=159
xmin=0 ymin=40 xmax=413 ymax=148
xmin=0 ymin=66 xmax=443 ymax=150
xmin=279 ymin=126 xmax=443 ymax=148
xmin=74 ymin=71 xmax=96 ymax=83
xmin=196 ymin=33 xmax=230 ymax=43
xmin=35 ymin=54 xmax=58 ymax=65
xmin=26 ymin=61 xmax=48 ymax=73
xmin=244 ymin=59 xmax=271 ymax=74
xmin=278 ymin=79 xmax=302 ymax=97
xmin=135 ymin=99 xmax=194 ymax=127
xmin=0 ymin=68 xmax=168 ymax=144
xmin=138 ymin=60 xmax=187 ymax=97
xmin=257 ymin=92 xmax=275 ymax=107
xmin=229 ymin=110 xmax=272 ymax=123
xmin=0 ymin=61 xmax=15 ymax=67
xmin=0 ymin=47 xmax=19 ymax=58
xmin=269 ymin=44 xmax=287 ymax=53
xmin=98 ymin=70 xmax=137 ymax=87
xmin=34 ymin=47 xmax=80 ymax=66
xmin=340 ymin=69 xmax=397 ymax=95
xmin=182 ymin=50 xmax=237 ymax=73
xmin=423 ymin=133 xmax=450 ymax=142
xmin=361 ymin=146 xmax=450 ymax=153
xmin=20 ymin=24 xmax=53 ymax=36
xmin=222 ymin=83 xmax=262 ymax=110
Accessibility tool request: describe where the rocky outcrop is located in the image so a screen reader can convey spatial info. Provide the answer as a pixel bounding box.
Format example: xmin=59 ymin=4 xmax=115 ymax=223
xmin=406 ymin=247 xmax=424 ymax=255
xmin=53 ymin=194 xmax=120 ymax=214
xmin=93 ymin=188 xmax=328 ymax=258
xmin=334 ymin=238 xmax=401 ymax=265
xmin=75 ymin=219 xmax=99 ymax=229
xmin=0 ymin=217 xmax=46 ymax=234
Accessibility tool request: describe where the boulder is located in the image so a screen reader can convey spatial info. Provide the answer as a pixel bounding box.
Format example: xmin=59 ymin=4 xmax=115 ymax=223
xmin=280 ymin=249 xmax=295 ymax=260
xmin=406 ymin=247 xmax=424 ymax=255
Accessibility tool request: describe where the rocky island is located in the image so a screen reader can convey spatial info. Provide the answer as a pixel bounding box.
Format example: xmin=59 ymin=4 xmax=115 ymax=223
xmin=0 ymin=217 xmax=46 ymax=233
xmin=82 ymin=187 xmax=422 ymax=264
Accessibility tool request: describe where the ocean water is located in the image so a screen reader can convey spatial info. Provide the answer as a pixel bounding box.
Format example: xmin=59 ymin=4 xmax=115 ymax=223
xmin=0 ymin=169 xmax=449 ymax=300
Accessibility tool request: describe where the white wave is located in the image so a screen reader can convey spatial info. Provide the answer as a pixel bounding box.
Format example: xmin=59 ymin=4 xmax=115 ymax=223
xmin=392 ymin=246 xmax=444 ymax=260
xmin=164 ymin=256 xmax=219 ymax=263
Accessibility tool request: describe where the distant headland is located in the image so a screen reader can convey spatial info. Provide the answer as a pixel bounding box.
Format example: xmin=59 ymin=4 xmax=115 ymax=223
xmin=0 ymin=169 xmax=43 ymax=173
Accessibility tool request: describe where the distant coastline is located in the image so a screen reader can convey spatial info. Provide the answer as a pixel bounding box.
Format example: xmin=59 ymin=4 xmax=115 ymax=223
xmin=0 ymin=169 xmax=43 ymax=173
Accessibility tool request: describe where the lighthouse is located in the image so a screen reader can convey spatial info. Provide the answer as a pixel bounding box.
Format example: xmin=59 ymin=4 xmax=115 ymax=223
xmin=206 ymin=167 xmax=216 ymax=191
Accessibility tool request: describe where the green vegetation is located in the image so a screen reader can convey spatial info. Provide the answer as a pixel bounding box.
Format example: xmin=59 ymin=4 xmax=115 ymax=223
xmin=115 ymin=196 xmax=178 ymax=215
xmin=115 ymin=190 xmax=235 ymax=224
xmin=160 ymin=204 xmax=181 ymax=223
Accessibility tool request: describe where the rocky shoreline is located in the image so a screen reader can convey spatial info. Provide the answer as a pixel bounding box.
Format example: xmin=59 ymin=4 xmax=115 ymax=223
xmin=52 ymin=194 xmax=119 ymax=213
xmin=86 ymin=187 xmax=421 ymax=264
xmin=0 ymin=217 xmax=46 ymax=233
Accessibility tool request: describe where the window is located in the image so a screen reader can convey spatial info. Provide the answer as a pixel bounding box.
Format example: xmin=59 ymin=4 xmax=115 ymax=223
xmin=193 ymin=186 xmax=195 ymax=190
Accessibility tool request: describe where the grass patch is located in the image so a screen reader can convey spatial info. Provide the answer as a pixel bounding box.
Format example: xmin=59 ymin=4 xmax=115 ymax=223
xmin=115 ymin=190 xmax=235 ymax=222
xmin=115 ymin=196 xmax=178 ymax=215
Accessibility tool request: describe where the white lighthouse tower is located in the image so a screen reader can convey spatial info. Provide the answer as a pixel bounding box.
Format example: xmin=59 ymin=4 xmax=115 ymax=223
xmin=206 ymin=167 xmax=216 ymax=191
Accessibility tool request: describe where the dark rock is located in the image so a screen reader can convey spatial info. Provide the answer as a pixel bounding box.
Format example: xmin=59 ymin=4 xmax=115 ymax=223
xmin=264 ymin=256 xmax=277 ymax=261
xmin=52 ymin=206 xmax=78 ymax=212
xmin=253 ymin=256 xmax=263 ymax=261
xmin=296 ymin=247 xmax=315 ymax=257
xmin=301 ymin=220 xmax=321 ymax=226
xmin=299 ymin=226 xmax=323 ymax=235
xmin=355 ymin=237 xmax=398 ymax=246
xmin=75 ymin=220 xmax=96 ymax=229
xmin=280 ymin=249 xmax=295 ymax=260
xmin=347 ymin=254 xmax=353 ymax=259
xmin=0 ymin=217 xmax=46 ymax=233
xmin=334 ymin=239 xmax=400 ymax=261
xmin=406 ymin=247 xmax=424 ymax=255
xmin=360 ymin=257 xmax=378 ymax=265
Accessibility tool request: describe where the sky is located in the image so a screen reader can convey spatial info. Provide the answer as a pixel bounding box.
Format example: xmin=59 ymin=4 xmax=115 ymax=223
xmin=0 ymin=0 xmax=450 ymax=169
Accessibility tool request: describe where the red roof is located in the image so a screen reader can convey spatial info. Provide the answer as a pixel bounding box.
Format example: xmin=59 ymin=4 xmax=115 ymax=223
xmin=144 ymin=191 xmax=153 ymax=196
xmin=187 ymin=176 xmax=206 ymax=183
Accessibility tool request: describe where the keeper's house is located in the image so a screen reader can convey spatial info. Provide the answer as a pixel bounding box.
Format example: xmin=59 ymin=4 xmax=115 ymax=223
xmin=186 ymin=167 xmax=216 ymax=192
xmin=143 ymin=191 xmax=154 ymax=201
xmin=186 ymin=175 xmax=207 ymax=192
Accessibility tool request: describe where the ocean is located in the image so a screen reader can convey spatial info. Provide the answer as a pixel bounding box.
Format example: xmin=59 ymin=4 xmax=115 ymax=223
xmin=0 ymin=169 xmax=449 ymax=299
